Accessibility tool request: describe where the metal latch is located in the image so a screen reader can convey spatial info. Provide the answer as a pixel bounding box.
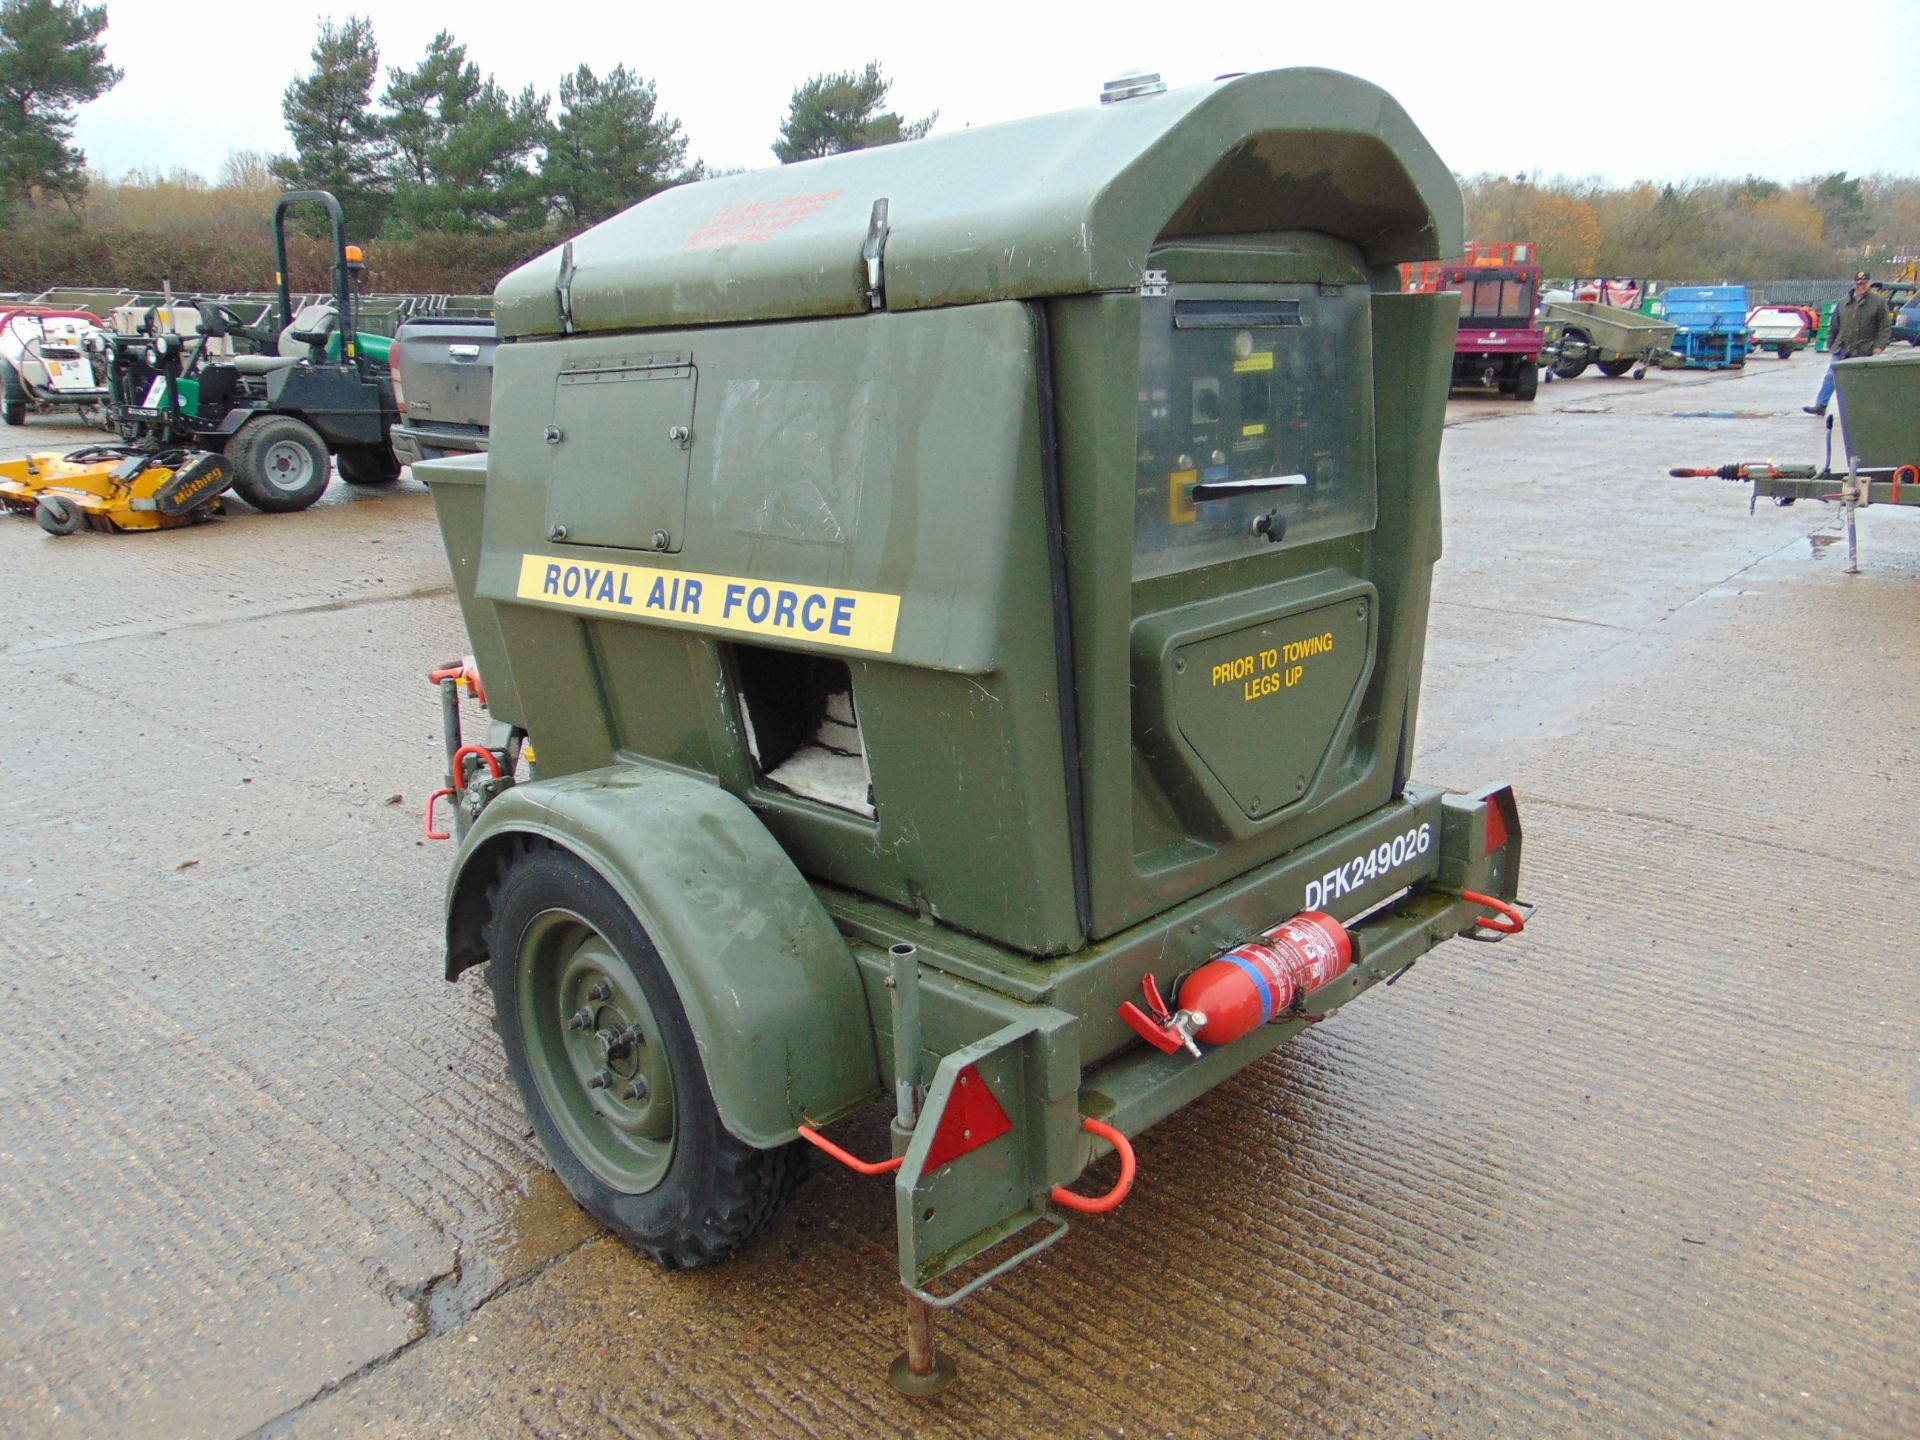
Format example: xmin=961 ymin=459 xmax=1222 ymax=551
xmin=668 ymin=424 xmax=691 ymax=450
xmin=554 ymin=239 xmax=576 ymax=335
xmin=862 ymin=198 xmax=891 ymax=311
xmin=449 ymin=344 xmax=480 ymax=360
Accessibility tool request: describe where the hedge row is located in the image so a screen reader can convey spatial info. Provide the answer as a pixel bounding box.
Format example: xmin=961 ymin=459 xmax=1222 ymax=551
xmin=0 ymin=220 xmax=557 ymax=297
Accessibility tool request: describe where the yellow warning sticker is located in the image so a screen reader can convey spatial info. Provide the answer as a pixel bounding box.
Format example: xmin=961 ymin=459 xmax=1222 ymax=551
xmin=1169 ymin=469 xmax=1198 ymax=524
xmin=1233 ymin=352 xmax=1275 ymax=372
xmin=515 ymin=553 xmax=900 ymax=654
xmin=1241 ymin=422 xmax=1267 ymax=437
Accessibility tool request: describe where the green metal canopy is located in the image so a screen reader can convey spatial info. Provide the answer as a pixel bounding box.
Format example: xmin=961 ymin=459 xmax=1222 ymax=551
xmin=496 ymin=67 xmax=1463 ymax=338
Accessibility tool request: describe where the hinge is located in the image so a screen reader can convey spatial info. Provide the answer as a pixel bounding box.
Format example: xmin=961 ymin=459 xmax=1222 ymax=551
xmin=1139 ymin=268 xmax=1169 ymax=298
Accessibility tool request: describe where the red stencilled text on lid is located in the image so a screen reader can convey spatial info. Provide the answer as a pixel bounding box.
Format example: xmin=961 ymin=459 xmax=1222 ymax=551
xmin=682 ymin=191 xmax=844 ymax=251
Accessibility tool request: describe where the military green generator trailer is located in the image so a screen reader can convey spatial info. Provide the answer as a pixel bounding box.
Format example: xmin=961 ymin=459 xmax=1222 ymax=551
xmin=419 ymin=66 xmax=1527 ymax=1394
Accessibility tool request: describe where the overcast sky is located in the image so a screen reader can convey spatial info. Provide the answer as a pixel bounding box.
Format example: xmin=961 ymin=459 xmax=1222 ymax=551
xmin=75 ymin=0 xmax=1920 ymax=188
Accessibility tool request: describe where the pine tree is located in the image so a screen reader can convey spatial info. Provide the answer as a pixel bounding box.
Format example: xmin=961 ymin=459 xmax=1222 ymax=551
xmin=1811 ymin=173 xmax=1872 ymax=250
xmin=271 ymin=16 xmax=385 ymax=227
xmin=379 ymin=30 xmax=549 ymax=233
xmin=543 ymin=64 xmax=695 ymax=227
xmin=772 ymin=62 xmax=933 ymax=164
xmin=0 ymin=0 xmax=120 ymax=213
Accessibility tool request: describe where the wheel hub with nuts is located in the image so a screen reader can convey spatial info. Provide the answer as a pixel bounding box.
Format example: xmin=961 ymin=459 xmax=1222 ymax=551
xmin=520 ymin=910 xmax=675 ymax=1191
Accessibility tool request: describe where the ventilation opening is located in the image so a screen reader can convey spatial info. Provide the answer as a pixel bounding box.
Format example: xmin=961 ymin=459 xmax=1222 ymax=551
xmin=731 ymin=646 xmax=874 ymax=819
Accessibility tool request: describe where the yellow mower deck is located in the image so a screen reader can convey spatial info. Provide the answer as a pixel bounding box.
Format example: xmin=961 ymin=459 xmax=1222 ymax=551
xmin=0 ymin=449 xmax=227 ymax=534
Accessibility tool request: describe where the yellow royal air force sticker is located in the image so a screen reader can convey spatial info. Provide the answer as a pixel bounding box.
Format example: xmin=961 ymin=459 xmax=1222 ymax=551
xmin=515 ymin=553 xmax=901 ymax=654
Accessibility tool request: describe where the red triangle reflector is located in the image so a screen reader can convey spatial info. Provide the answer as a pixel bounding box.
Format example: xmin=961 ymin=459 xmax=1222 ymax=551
xmin=923 ymin=1063 xmax=1013 ymax=1172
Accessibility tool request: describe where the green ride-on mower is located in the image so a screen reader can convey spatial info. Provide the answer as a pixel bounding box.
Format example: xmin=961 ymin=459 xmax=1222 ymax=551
xmin=418 ymin=67 xmax=1532 ymax=1397
xmin=106 ymin=190 xmax=402 ymax=513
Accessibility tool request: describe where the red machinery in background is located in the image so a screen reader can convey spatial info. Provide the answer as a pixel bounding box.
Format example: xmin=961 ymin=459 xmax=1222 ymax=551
xmin=1401 ymin=241 xmax=1544 ymax=401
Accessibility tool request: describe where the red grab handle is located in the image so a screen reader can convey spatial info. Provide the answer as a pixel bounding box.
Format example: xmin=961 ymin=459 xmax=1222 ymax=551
xmin=1050 ymin=1116 xmax=1135 ymax=1215
xmin=1462 ymin=890 xmax=1526 ymax=934
xmin=452 ymin=743 xmax=503 ymax=783
xmin=424 ymin=788 xmax=454 ymax=841
xmin=427 ymin=749 xmax=501 ymax=842
xmin=795 ymin=1124 xmax=903 ymax=1176
xmin=798 ymin=1115 xmax=1136 ymax=1214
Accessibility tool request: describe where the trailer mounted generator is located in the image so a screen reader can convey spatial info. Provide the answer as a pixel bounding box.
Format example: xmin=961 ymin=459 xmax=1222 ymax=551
xmin=418 ymin=65 xmax=1529 ymax=1395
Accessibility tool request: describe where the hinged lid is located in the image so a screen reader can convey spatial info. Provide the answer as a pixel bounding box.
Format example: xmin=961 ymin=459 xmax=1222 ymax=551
xmin=496 ymin=67 xmax=1462 ymax=338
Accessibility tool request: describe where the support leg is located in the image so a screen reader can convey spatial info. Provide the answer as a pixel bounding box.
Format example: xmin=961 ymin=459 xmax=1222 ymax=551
xmin=888 ymin=1293 xmax=957 ymax=1398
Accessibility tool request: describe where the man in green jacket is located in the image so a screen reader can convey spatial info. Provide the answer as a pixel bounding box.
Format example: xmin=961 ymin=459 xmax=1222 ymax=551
xmin=1805 ymin=271 xmax=1893 ymax=415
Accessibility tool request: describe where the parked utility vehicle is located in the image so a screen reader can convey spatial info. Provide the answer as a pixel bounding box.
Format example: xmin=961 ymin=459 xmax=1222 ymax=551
xmin=1747 ymin=305 xmax=1816 ymax=358
xmin=0 ymin=308 xmax=111 ymax=426
xmin=106 ymin=190 xmax=403 ymax=509
xmin=419 ymin=67 xmax=1528 ymax=1394
xmin=1401 ymin=241 xmax=1543 ymax=398
xmin=388 ymin=316 xmax=496 ymax=467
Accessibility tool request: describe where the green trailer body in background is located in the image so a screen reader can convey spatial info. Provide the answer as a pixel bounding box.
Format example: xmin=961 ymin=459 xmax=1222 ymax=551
xmin=1740 ymin=352 xmax=1920 ymax=553
xmin=418 ymin=66 xmax=1527 ymax=1392
xmin=1833 ymin=348 xmax=1920 ymax=477
xmin=1539 ymin=299 xmax=1679 ymax=378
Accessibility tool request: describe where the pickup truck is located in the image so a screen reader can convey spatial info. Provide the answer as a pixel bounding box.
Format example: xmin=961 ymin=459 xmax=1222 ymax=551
xmin=389 ymin=316 xmax=495 ymax=467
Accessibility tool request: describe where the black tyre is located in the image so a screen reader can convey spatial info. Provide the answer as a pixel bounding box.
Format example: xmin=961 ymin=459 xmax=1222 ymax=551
xmin=487 ymin=842 xmax=807 ymax=1268
xmin=1597 ymin=358 xmax=1636 ymax=378
xmin=1513 ymin=362 xmax=1539 ymax=401
xmin=1775 ymin=345 xmax=1792 ymax=359
xmin=336 ymin=444 xmax=402 ymax=486
xmin=36 ymin=494 xmax=84 ymax=535
xmin=1552 ymin=328 xmax=1592 ymax=379
xmin=1 ymin=360 xmax=23 ymax=426
xmin=228 ymin=416 xmax=331 ymax=512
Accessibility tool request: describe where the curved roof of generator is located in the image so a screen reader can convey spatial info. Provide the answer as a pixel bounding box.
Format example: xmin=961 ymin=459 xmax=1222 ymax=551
xmin=496 ymin=67 xmax=1463 ymax=339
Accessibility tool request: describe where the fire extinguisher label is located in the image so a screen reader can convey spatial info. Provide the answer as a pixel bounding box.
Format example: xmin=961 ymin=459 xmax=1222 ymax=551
xmin=1304 ymin=822 xmax=1433 ymax=911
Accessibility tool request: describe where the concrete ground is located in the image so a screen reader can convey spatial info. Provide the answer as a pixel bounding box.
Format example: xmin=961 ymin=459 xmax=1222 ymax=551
xmin=1 ymin=352 xmax=1915 ymax=1440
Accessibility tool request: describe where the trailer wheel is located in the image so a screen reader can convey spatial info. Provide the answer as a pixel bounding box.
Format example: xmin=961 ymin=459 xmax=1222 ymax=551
xmin=36 ymin=494 xmax=84 ymax=535
xmin=1775 ymin=345 xmax=1792 ymax=359
xmin=1597 ymin=358 xmax=1637 ymax=378
xmin=487 ymin=843 xmax=807 ymax=1268
xmin=1551 ymin=328 xmax=1592 ymax=379
xmin=1513 ymin=363 xmax=1539 ymax=401
xmin=228 ymin=416 xmax=331 ymax=512
xmin=2 ymin=398 xmax=22 ymax=427
xmin=336 ymin=445 xmax=402 ymax=486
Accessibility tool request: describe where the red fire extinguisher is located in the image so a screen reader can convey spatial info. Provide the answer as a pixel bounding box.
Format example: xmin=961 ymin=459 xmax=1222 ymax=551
xmin=1120 ymin=912 xmax=1352 ymax=1056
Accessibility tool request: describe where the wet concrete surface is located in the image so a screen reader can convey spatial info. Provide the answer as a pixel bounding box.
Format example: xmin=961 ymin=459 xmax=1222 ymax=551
xmin=1 ymin=354 xmax=1914 ymax=1438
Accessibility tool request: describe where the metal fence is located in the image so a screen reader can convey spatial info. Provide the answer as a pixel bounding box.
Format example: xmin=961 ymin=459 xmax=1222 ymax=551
xmin=1541 ymin=278 xmax=1868 ymax=307
xmin=1741 ymin=280 xmax=1856 ymax=307
xmin=17 ymin=288 xmax=494 ymax=335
